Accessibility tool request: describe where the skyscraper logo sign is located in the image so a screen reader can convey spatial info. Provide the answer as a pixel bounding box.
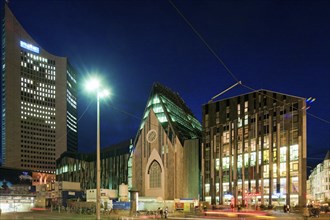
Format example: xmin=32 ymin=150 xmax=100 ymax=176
xmin=20 ymin=40 xmax=39 ymax=53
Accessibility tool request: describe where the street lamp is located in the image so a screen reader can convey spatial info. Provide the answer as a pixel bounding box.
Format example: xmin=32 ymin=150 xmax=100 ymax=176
xmin=85 ymin=77 xmax=110 ymax=220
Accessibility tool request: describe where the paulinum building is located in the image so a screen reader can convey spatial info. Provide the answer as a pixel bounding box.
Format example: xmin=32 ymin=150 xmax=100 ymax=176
xmin=1 ymin=4 xmax=78 ymax=172
xmin=202 ymin=90 xmax=307 ymax=206
xmin=56 ymin=140 xmax=133 ymax=191
xmin=133 ymin=83 xmax=202 ymax=200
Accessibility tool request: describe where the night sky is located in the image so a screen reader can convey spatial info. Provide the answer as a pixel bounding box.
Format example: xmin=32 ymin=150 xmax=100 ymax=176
xmin=1 ymin=0 xmax=329 ymax=171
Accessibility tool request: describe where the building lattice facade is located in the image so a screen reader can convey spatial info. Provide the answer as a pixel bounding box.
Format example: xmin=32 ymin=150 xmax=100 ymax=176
xmin=202 ymin=90 xmax=307 ymax=207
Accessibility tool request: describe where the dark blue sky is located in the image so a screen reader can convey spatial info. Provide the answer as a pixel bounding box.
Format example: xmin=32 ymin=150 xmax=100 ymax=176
xmin=3 ymin=0 xmax=330 ymax=170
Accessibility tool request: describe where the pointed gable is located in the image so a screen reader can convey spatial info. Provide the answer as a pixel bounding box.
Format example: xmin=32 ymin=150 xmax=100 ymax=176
xmin=137 ymin=83 xmax=201 ymax=145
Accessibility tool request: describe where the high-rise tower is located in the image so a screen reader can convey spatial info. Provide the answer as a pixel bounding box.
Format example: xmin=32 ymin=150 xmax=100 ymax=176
xmin=1 ymin=4 xmax=78 ymax=172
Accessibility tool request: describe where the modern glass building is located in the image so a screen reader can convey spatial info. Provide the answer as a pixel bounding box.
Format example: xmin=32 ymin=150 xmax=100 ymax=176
xmin=1 ymin=4 xmax=78 ymax=172
xmin=56 ymin=140 xmax=133 ymax=191
xmin=133 ymin=83 xmax=202 ymax=200
xmin=202 ymin=90 xmax=307 ymax=207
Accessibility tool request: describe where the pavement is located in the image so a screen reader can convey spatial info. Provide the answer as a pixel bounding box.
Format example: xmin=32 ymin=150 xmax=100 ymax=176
xmin=0 ymin=209 xmax=329 ymax=220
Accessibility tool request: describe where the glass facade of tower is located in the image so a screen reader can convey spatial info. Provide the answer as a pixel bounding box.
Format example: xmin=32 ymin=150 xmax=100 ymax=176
xmin=202 ymin=90 xmax=307 ymax=207
xmin=1 ymin=4 xmax=78 ymax=172
xmin=1 ymin=8 xmax=7 ymax=164
xmin=56 ymin=140 xmax=133 ymax=191
xmin=66 ymin=64 xmax=78 ymax=152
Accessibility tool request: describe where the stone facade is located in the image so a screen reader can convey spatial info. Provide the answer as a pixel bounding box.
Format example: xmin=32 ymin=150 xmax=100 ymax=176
xmin=308 ymin=151 xmax=330 ymax=203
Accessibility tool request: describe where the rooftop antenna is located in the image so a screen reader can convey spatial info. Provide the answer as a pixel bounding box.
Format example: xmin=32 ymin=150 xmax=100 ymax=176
xmin=208 ymin=81 xmax=242 ymax=103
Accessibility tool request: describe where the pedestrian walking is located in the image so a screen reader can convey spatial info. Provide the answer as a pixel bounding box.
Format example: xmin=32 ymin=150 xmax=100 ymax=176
xmin=303 ymin=206 xmax=310 ymax=220
xmin=164 ymin=207 xmax=168 ymax=219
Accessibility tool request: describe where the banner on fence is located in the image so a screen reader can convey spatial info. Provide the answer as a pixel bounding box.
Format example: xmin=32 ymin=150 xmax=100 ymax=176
xmin=113 ymin=201 xmax=130 ymax=210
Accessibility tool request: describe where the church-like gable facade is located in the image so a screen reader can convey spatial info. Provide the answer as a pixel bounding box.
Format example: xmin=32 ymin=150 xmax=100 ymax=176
xmin=132 ymin=83 xmax=202 ymax=200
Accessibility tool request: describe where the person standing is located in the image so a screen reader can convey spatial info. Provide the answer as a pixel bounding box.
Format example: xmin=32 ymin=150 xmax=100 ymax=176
xmin=286 ymin=204 xmax=290 ymax=213
xmin=160 ymin=208 xmax=163 ymax=218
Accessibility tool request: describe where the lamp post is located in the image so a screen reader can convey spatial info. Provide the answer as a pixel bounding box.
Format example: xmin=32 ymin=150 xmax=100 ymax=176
xmin=86 ymin=78 xmax=110 ymax=220
xmin=96 ymin=92 xmax=101 ymax=220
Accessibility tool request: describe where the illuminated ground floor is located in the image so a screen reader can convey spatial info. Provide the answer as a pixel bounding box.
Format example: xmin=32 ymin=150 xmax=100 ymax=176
xmin=205 ymin=194 xmax=299 ymax=208
xmin=0 ymin=195 xmax=35 ymax=213
xmin=204 ymin=177 xmax=302 ymax=207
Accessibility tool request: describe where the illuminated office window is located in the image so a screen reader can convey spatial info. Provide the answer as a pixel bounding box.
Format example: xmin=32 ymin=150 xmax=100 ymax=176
xmin=215 ymin=158 xmax=220 ymax=171
xmin=237 ymin=155 xmax=243 ymax=168
xmin=290 ymin=144 xmax=299 ymax=161
xmin=223 ymin=157 xmax=230 ymax=169
xmin=280 ymin=147 xmax=287 ymax=162
xmin=251 ymin=152 xmax=256 ymax=166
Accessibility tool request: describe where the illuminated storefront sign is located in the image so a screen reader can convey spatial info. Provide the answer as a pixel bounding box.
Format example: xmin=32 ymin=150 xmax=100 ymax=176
xmin=20 ymin=41 xmax=39 ymax=53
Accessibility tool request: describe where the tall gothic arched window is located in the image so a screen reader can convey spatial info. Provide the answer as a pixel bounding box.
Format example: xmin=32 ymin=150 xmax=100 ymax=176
xmin=149 ymin=160 xmax=161 ymax=188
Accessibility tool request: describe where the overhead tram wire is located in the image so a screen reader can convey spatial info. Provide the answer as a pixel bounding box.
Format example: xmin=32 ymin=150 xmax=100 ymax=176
xmin=110 ymin=105 xmax=141 ymax=121
xmin=168 ymin=0 xmax=240 ymax=83
xmin=307 ymin=157 xmax=327 ymax=160
xmin=109 ymin=104 xmax=171 ymax=129
xmin=240 ymin=82 xmax=330 ymax=124
xmin=77 ymin=99 xmax=93 ymax=122
xmin=55 ymin=99 xmax=93 ymax=145
xmin=168 ymin=1 xmax=330 ymax=126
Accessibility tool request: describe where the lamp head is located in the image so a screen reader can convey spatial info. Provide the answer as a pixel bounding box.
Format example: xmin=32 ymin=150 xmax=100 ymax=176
xmin=86 ymin=77 xmax=101 ymax=92
xmin=85 ymin=76 xmax=111 ymax=99
xmin=99 ymin=89 xmax=110 ymax=98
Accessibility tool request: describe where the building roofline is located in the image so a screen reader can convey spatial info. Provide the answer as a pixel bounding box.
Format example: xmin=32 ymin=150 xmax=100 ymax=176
xmin=4 ymin=3 xmax=68 ymax=59
xmin=203 ymin=88 xmax=305 ymax=106
xmin=57 ymin=139 xmax=132 ymax=162
xmin=134 ymin=82 xmax=201 ymax=146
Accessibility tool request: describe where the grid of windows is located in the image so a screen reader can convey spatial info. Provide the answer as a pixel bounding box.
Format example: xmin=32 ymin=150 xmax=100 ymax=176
xmin=2 ymin=5 xmax=78 ymax=172
xmin=19 ymin=51 xmax=57 ymax=171
xmin=202 ymin=90 xmax=306 ymax=206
